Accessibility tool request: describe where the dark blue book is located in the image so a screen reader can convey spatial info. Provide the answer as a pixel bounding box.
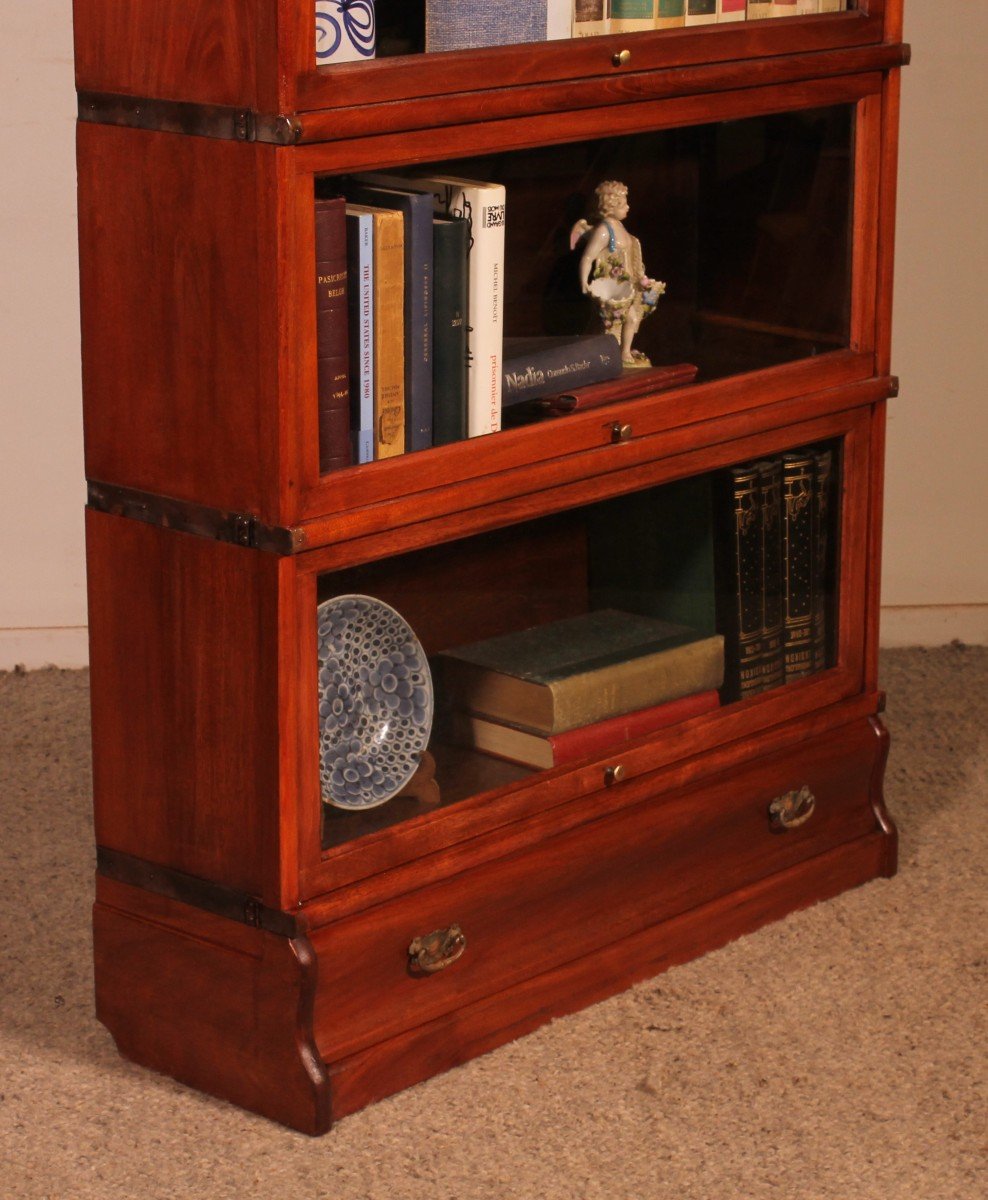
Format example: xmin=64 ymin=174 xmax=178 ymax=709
xmin=345 ymin=178 xmax=434 ymax=452
xmin=432 ymin=215 xmax=469 ymax=446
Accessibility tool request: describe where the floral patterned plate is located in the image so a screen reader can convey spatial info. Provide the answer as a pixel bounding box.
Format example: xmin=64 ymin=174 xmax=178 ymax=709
xmin=316 ymin=595 xmax=434 ymax=810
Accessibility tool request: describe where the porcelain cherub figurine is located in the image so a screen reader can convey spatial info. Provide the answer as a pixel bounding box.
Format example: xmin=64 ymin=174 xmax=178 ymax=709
xmin=572 ymin=181 xmax=666 ymax=368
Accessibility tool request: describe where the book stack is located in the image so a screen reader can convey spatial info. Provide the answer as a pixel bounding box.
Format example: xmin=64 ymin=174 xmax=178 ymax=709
xmin=714 ymin=445 xmax=836 ymax=702
xmin=314 ymin=171 xmax=504 ymax=466
xmin=439 ymin=609 xmax=724 ymax=769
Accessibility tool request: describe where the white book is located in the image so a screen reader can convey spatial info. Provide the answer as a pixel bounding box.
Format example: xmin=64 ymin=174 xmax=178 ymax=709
xmin=747 ymin=1 xmax=773 ymax=16
xmin=819 ymin=0 xmax=845 ymax=12
xmin=345 ymin=207 xmax=374 ymax=463
xmin=546 ymin=0 xmax=573 ymax=39
xmin=415 ymin=176 xmax=506 ymax=437
xmin=769 ymin=0 xmax=799 ymax=15
xmin=314 ymin=0 xmax=376 ymax=65
xmin=717 ymin=0 xmax=747 ymax=20
xmin=611 ymin=0 xmax=656 ymax=34
xmin=796 ymin=1 xmax=820 ymax=14
xmin=573 ymin=0 xmax=610 ymax=37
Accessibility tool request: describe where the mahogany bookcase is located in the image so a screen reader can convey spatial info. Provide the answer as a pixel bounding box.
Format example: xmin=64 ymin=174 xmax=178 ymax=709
xmin=74 ymin=1 xmax=908 ymax=1133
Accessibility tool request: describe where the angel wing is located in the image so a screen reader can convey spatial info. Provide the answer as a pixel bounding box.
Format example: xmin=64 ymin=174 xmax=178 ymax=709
xmin=569 ymin=218 xmax=591 ymax=253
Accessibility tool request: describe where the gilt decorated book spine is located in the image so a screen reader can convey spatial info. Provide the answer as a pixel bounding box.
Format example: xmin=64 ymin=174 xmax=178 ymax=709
xmin=782 ymin=450 xmax=817 ymax=681
xmin=314 ymin=197 xmax=351 ymax=474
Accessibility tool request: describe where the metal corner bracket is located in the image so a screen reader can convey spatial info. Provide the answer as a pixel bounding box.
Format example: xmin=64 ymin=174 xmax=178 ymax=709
xmin=77 ymin=91 xmax=302 ymax=146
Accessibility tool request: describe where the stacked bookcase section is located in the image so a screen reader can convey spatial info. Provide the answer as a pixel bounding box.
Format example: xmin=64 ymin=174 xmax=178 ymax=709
xmin=76 ymin=0 xmax=908 ymax=1132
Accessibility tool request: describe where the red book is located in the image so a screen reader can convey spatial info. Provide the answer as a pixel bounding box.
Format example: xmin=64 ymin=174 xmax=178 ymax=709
xmin=451 ymin=689 xmax=721 ymax=769
xmin=314 ymin=195 xmax=352 ymax=473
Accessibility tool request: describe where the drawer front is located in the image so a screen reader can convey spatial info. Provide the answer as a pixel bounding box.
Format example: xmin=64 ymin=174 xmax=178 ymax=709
xmin=311 ymin=718 xmax=883 ymax=1063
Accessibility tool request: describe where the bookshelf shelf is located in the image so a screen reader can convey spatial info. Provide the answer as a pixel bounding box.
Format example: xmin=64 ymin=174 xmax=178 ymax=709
xmin=77 ymin=0 xmax=907 ymax=1133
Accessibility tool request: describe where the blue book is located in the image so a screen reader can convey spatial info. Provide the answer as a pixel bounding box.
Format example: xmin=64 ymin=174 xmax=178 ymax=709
xmin=425 ymin=3 xmax=548 ymax=52
xmin=345 ymin=208 xmax=374 ymax=464
xmin=346 ymin=179 xmax=434 ymax=453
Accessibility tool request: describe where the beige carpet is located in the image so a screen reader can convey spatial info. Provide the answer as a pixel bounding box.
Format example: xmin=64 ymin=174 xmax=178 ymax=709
xmin=1 ymin=647 xmax=985 ymax=1199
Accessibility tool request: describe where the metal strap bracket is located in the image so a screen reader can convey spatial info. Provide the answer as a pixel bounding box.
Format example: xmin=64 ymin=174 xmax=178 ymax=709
xmin=78 ymin=91 xmax=302 ymax=145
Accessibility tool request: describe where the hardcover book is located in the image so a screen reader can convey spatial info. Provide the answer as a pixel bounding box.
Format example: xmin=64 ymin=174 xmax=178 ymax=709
xmin=315 ymin=0 xmax=376 ymax=64
xmin=574 ymin=0 xmax=610 ymax=37
xmin=718 ymin=0 xmax=747 ymax=20
xmin=685 ymin=0 xmax=718 ymax=24
xmin=345 ymin=208 xmax=374 ymax=464
xmin=757 ymin=458 xmax=785 ymax=692
xmin=714 ymin=463 xmax=766 ymax=702
xmin=769 ymin=0 xmax=799 ymax=15
xmin=414 ymin=175 xmax=505 ymax=437
xmin=781 ymin=449 xmax=817 ymax=681
xmin=501 ymin=334 xmax=622 ymax=406
xmin=796 ymin=1 xmax=820 ymax=12
xmin=547 ymin=0 xmax=573 ymax=39
xmin=812 ymin=448 xmax=834 ymax=672
xmin=438 ymin=610 xmax=725 ymax=735
xmin=346 ymin=204 xmax=405 ymax=459
xmin=432 ymin=215 xmax=469 ymax=446
xmin=314 ymin=197 xmax=352 ymax=474
xmin=347 ymin=179 xmax=434 ymax=452
xmin=747 ymin=1 xmax=772 ymax=17
xmin=425 ymin=2 xmax=548 ymax=52
xmin=451 ymin=689 xmax=721 ymax=769
xmin=656 ymin=0 xmax=687 ymax=27
xmin=611 ymin=0 xmax=656 ymax=34
xmin=819 ymin=0 xmax=845 ymax=10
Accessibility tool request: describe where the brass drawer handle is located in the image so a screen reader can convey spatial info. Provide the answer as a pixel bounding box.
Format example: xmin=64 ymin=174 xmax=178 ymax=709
xmin=610 ymin=421 xmax=632 ymax=443
xmin=613 ymin=49 xmax=631 ymax=67
xmin=408 ymin=924 xmax=466 ymax=975
xmin=768 ymin=786 xmax=816 ymax=832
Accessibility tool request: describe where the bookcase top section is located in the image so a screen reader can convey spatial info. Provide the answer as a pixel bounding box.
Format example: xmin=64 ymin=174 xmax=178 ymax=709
xmin=73 ymin=1 xmax=903 ymax=138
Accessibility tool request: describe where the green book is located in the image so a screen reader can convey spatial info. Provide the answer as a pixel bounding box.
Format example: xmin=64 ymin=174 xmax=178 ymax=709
xmin=438 ymin=610 xmax=724 ymax=734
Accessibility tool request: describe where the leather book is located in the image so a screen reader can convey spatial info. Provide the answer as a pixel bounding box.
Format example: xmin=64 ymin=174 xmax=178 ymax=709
xmin=314 ymin=196 xmax=351 ymax=474
xmin=758 ymin=458 xmax=786 ymax=692
xmin=501 ymin=334 xmax=622 ymax=407
xmin=438 ymin=610 xmax=724 ymax=735
xmin=450 ymin=689 xmax=721 ymax=769
xmin=782 ymin=449 xmax=817 ymax=681
xmin=812 ymin=448 xmax=835 ymax=672
xmin=714 ymin=462 xmax=766 ymax=702
xmin=432 ymin=215 xmax=469 ymax=446
xmin=346 ymin=180 xmax=434 ymax=452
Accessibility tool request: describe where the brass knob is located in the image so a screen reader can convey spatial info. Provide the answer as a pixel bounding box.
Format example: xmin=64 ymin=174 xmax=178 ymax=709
xmin=610 ymin=422 xmax=632 ymax=443
xmin=613 ymin=49 xmax=632 ymax=67
xmin=604 ymin=764 xmax=626 ymax=787
xmin=768 ymin=786 xmax=816 ymax=832
xmin=408 ymin=924 xmax=466 ymax=975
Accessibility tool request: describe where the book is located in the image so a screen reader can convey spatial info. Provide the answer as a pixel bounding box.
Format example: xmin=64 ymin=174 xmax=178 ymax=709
xmin=685 ymin=0 xmax=718 ymax=24
xmin=346 ymin=203 xmax=405 ymax=459
xmin=718 ymin=0 xmax=747 ymax=20
xmin=451 ymin=689 xmax=721 ymax=769
xmin=574 ymin=0 xmax=610 ymax=37
xmin=781 ymin=449 xmax=816 ymax=681
xmin=769 ymin=0 xmax=799 ymax=15
xmin=747 ymin=1 xmax=772 ymax=17
xmin=314 ymin=196 xmax=352 ymax=474
xmin=819 ymin=1 xmax=846 ymax=11
xmin=431 ymin=215 xmax=469 ymax=446
xmin=425 ymin=2 xmax=549 ymax=52
xmin=757 ymin=458 xmax=785 ymax=692
xmin=345 ymin=208 xmax=374 ymax=464
xmin=812 ymin=448 xmax=834 ymax=673
xmin=414 ymin=175 xmax=505 ymax=437
xmin=314 ymin=0 xmax=376 ymax=64
xmin=346 ymin=179 xmax=434 ymax=452
xmin=655 ymin=0 xmax=687 ymax=27
xmin=546 ymin=0 xmax=574 ymax=39
xmin=611 ymin=0 xmax=656 ymax=35
xmin=796 ymin=1 xmax=820 ymax=13
xmin=714 ymin=463 xmax=766 ymax=702
xmin=438 ymin=610 xmax=725 ymax=735
xmin=501 ymin=334 xmax=622 ymax=407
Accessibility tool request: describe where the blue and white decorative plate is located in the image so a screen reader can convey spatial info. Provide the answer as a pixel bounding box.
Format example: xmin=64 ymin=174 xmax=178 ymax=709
xmin=317 ymin=595 xmax=433 ymax=810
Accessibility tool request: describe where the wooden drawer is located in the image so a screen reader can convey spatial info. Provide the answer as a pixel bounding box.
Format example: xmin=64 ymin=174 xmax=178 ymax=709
xmin=311 ymin=718 xmax=884 ymax=1064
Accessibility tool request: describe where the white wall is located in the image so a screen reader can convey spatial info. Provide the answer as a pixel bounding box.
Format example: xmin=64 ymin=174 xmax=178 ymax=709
xmin=0 ymin=1 xmax=88 ymax=668
xmin=0 ymin=3 xmax=985 ymax=668
xmin=882 ymin=1 xmax=988 ymax=646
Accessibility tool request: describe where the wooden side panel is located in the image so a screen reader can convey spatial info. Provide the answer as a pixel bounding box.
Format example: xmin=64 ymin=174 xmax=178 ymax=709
xmin=94 ymin=876 xmax=330 ymax=1134
xmin=77 ymin=124 xmax=287 ymax=518
xmin=86 ymin=511 xmax=288 ymax=903
xmin=72 ymin=0 xmax=283 ymax=110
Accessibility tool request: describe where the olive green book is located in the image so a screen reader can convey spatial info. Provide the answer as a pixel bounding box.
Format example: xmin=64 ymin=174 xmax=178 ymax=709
xmin=438 ymin=610 xmax=724 ymax=735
